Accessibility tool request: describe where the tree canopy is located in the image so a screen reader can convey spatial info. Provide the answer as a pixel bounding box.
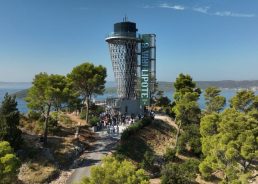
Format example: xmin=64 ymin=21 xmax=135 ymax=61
xmin=229 ymin=90 xmax=255 ymax=112
xmin=204 ymin=87 xmax=226 ymax=113
xmin=200 ymin=109 xmax=258 ymax=183
xmin=173 ymin=73 xmax=201 ymax=101
xmin=68 ymin=62 xmax=107 ymax=124
xmin=0 ymin=93 xmax=22 ymax=149
xmin=80 ymin=156 xmax=149 ymax=184
xmin=26 ymin=73 xmax=70 ymax=145
xmin=161 ymin=159 xmax=199 ymax=184
xmin=172 ymin=74 xmax=202 ymax=154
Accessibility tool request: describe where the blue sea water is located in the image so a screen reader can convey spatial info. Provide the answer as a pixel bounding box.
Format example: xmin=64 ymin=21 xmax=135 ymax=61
xmin=0 ymin=84 xmax=257 ymax=114
xmin=0 ymin=83 xmax=31 ymax=113
xmin=164 ymin=90 xmax=258 ymax=109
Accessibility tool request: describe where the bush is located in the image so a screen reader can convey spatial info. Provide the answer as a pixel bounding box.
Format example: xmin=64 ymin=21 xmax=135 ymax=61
xmin=89 ymin=116 xmax=99 ymax=127
xmin=0 ymin=141 xmax=21 ymax=184
xmin=31 ymin=117 xmax=59 ymax=135
xmin=28 ymin=110 xmax=41 ymax=120
xmin=80 ymin=104 xmax=105 ymax=120
xmin=80 ymin=156 xmax=150 ymax=184
xmin=59 ymin=114 xmax=73 ymax=125
xmin=50 ymin=112 xmax=73 ymax=125
xmin=161 ymin=159 xmax=200 ymax=184
xmin=140 ymin=151 xmax=154 ymax=171
xmin=80 ymin=110 xmax=86 ymax=120
xmin=164 ymin=147 xmax=177 ymax=162
xmin=48 ymin=117 xmax=59 ymax=134
xmin=89 ymin=104 xmax=105 ymax=116
xmin=177 ymin=124 xmax=202 ymax=155
xmin=33 ymin=121 xmax=44 ymax=134
xmin=121 ymin=118 xmax=152 ymax=141
xmin=199 ymin=159 xmax=213 ymax=179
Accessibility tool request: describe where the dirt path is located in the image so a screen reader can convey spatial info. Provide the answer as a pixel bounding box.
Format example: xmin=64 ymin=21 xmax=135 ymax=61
xmin=65 ymin=125 xmax=128 ymax=184
xmin=155 ymin=114 xmax=178 ymax=130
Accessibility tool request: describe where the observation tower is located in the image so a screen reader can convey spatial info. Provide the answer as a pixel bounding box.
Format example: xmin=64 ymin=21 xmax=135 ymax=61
xmin=106 ymin=18 xmax=156 ymax=114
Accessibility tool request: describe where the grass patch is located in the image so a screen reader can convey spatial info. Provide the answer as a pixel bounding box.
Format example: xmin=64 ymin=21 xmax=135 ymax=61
xmin=19 ymin=161 xmax=58 ymax=184
xmin=18 ymin=114 xmax=93 ymax=183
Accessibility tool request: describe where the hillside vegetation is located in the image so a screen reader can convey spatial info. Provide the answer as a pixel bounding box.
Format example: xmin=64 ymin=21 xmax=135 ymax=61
xmin=115 ymin=116 xmax=204 ymax=184
xmin=117 ymin=118 xmax=176 ymax=162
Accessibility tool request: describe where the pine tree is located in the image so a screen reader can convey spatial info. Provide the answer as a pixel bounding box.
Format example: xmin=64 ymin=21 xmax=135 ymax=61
xmin=0 ymin=93 xmax=22 ymax=149
xmin=172 ymin=74 xmax=201 ymax=153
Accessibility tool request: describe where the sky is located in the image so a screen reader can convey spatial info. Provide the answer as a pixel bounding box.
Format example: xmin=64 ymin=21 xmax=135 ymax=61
xmin=0 ymin=0 xmax=257 ymax=82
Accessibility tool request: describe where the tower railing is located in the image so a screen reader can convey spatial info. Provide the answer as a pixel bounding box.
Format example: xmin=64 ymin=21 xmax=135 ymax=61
xmin=106 ymin=32 xmax=141 ymax=39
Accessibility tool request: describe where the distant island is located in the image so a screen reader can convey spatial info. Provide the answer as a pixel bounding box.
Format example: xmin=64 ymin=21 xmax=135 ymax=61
xmin=159 ymin=80 xmax=258 ymax=92
xmin=7 ymin=80 xmax=258 ymax=99
xmin=0 ymin=82 xmax=31 ymax=88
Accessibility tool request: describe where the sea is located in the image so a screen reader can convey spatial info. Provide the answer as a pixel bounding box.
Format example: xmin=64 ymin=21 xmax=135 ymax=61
xmin=0 ymin=83 xmax=31 ymax=113
xmin=0 ymin=83 xmax=257 ymax=114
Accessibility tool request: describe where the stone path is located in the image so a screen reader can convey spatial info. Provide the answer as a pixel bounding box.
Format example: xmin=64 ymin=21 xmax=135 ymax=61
xmin=65 ymin=125 xmax=128 ymax=184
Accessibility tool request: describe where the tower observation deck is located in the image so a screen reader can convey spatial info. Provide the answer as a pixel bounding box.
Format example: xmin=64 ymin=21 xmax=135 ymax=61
xmin=106 ymin=19 xmax=156 ymax=114
xmin=106 ymin=21 xmax=139 ymax=99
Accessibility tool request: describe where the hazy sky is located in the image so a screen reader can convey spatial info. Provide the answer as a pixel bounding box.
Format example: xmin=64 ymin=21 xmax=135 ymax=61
xmin=0 ymin=0 xmax=257 ymax=82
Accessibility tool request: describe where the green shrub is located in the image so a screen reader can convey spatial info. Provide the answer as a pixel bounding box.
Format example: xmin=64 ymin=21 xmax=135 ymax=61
xmin=177 ymin=134 xmax=187 ymax=153
xmin=161 ymin=159 xmax=200 ymax=184
xmin=28 ymin=110 xmax=41 ymax=120
xmin=142 ymin=117 xmax=152 ymax=126
xmin=59 ymin=114 xmax=72 ymax=125
xmin=48 ymin=117 xmax=59 ymax=134
xmin=89 ymin=104 xmax=105 ymax=116
xmin=177 ymin=124 xmax=202 ymax=155
xmin=32 ymin=117 xmax=59 ymax=134
xmin=80 ymin=156 xmax=150 ymax=184
xmin=50 ymin=111 xmax=58 ymax=120
xmin=80 ymin=110 xmax=86 ymax=120
xmin=140 ymin=151 xmax=154 ymax=170
xmin=121 ymin=118 xmax=152 ymax=141
xmin=89 ymin=116 xmax=99 ymax=127
xmin=199 ymin=159 xmax=213 ymax=179
xmin=33 ymin=121 xmax=44 ymax=134
xmin=0 ymin=141 xmax=21 ymax=184
xmin=164 ymin=147 xmax=177 ymax=162
xmin=140 ymin=151 xmax=160 ymax=173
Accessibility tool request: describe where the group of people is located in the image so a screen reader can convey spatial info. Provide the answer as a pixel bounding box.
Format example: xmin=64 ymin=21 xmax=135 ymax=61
xmin=94 ymin=109 xmax=156 ymax=134
xmin=95 ymin=112 xmax=147 ymax=133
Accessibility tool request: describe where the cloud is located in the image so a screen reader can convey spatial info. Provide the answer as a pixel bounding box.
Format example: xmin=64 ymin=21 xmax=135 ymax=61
xmin=214 ymin=11 xmax=255 ymax=18
xmin=146 ymin=2 xmax=256 ymax=18
xmin=143 ymin=5 xmax=153 ymax=9
xmin=159 ymin=3 xmax=185 ymax=10
xmin=193 ymin=6 xmax=210 ymax=14
xmin=191 ymin=6 xmax=255 ymax=18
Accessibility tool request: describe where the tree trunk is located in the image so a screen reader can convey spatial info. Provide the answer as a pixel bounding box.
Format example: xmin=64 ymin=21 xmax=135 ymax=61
xmin=175 ymin=120 xmax=182 ymax=150
xmin=85 ymin=97 xmax=89 ymax=125
xmin=43 ymin=104 xmax=51 ymax=147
